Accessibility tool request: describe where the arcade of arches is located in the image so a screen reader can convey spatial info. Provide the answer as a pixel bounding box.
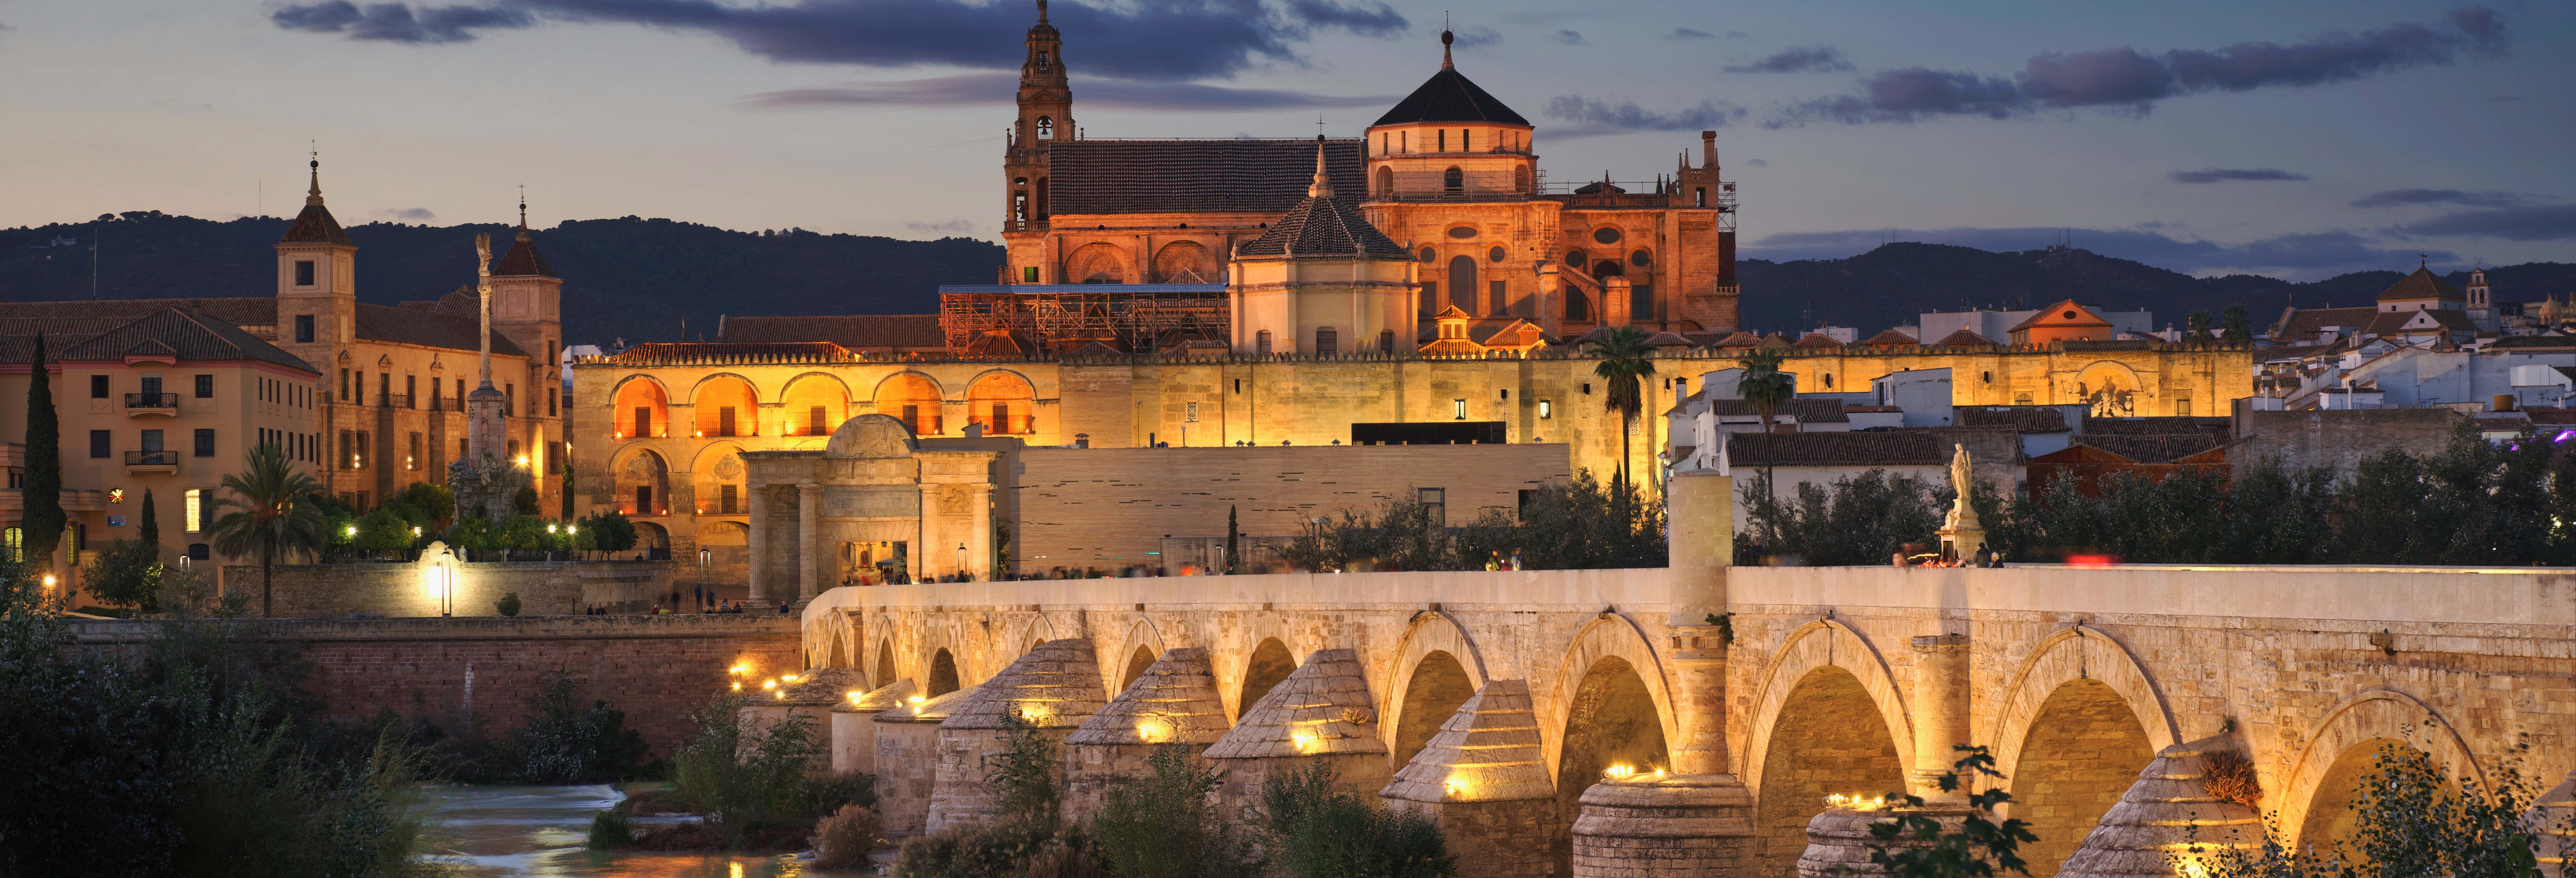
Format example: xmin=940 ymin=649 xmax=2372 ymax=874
xmin=799 ymin=554 xmax=2571 ymax=878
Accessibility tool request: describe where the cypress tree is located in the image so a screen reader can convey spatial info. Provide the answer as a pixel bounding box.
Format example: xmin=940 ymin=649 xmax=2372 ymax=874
xmin=22 ymin=334 xmax=63 ymax=568
xmin=138 ymin=488 xmax=159 ymax=545
xmin=1225 ymin=505 xmax=1239 ymax=576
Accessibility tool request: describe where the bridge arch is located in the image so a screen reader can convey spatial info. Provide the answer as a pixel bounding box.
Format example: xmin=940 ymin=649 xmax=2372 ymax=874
xmin=1545 ymin=613 xmax=1676 ymax=876
xmin=2279 ymin=688 xmax=2484 ymax=851
xmin=1742 ymin=620 xmax=1913 ymax=878
xmin=1384 ymin=613 xmax=1491 ymax=771
xmin=1109 ymin=617 xmax=1169 ymax=694
xmin=1542 ymin=612 xmax=1678 ymax=781
xmin=1222 ymin=612 xmax=1309 ymax=721
xmin=1990 ymin=626 xmax=2174 ymax=877
xmin=1990 ymin=626 xmax=2178 ymax=780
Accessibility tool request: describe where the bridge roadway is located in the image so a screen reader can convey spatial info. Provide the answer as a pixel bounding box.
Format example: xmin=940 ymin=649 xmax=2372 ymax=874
xmin=798 ymin=477 xmax=2576 ymax=877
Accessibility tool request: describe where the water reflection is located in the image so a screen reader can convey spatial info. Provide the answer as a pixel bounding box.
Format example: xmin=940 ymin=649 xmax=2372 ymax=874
xmin=420 ymin=784 xmax=871 ymax=877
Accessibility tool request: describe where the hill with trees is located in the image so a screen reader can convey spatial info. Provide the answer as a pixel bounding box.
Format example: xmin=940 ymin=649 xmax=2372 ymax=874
xmin=0 ymin=212 xmax=1003 ymax=347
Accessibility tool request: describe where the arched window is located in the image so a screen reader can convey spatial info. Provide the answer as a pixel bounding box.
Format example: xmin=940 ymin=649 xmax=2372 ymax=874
xmin=1378 ymin=330 xmax=1395 ymax=353
xmin=1631 ymin=248 xmax=1653 ymax=268
xmin=1014 ymin=191 xmax=1027 ymax=222
xmin=1315 ymin=327 xmax=1338 ymax=356
xmin=1376 ymin=166 xmax=1394 ymax=196
xmin=1443 ymin=166 xmax=1464 ymax=193
xmin=1256 ymin=330 xmax=1272 ymax=355
xmin=1514 ymin=166 xmax=1532 ymax=193
xmin=1036 ymin=51 xmax=1051 ymax=69
xmin=1036 ymin=116 xmax=1054 ymax=140
xmin=1448 ymin=256 xmax=1478 ymax=316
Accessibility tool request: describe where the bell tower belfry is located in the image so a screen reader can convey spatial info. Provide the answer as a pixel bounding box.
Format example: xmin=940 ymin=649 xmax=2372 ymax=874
xmin=1003 ymin=0 xmax=1070 ymax=278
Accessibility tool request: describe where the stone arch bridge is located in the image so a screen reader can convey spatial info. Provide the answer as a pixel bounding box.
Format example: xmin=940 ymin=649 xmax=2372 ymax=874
xmin=795 ymin=474 xmax=2576 ymax=877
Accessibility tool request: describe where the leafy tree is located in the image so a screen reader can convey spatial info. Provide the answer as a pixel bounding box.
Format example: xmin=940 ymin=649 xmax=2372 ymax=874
xmin=559 ymin=462 xmax=574 ymax=519
xmin=1863 ymin=746 xmax=2038 ymax=878
xmin=2219 ymin=303 xmax=2254 ymax=343
xmin=576 ymin=511 xmax=638 ymax=553
xmin=671 ymin=691 xmax=827 ymax=844
xmin=500 ymin=515 xmax=546 ymax=551
xmin=444 ymin=517 xmax=497 ymax=552
xmin=1226 ymin=505 xmax=1240 ymax=575
xmin=2186 ymin=309 xmax=2214 ymax=341
xmin=21 ymin=334 xmax=63 ymax=567
xmin=1737 ymin=347 xmax=1797 ymax=435
xmin=1588 ymin=326 xmax=1658 ymax=498
xmin=1739 ymin=469 xmax=1948 ymax=566
xmin=493 ymin=591 xmax=522 ymax=617
xmin=1256 ymin=762 xmax=1454 ymax=878
xmin=395 ymin=482 xmax=454 ymax=523
xmin=82 ymin=539 xmax=166 ymax=613
xmin=513 ymin=485 xmax=540 ymax=516
xmin=1282 ymin=470 xmax=1662 ymax=572
xmin=512 ymin=673 xmax=647 ymax=783
xmin=2182 ymin=740 xmax=2568 ymax=878
xmin=354 ymin=507 xmax=413 ymax=552
xmin=2220 ymin=456 xmax=2340 ymax=563
xmin=207 ymin=444 xmax=329 ymax=618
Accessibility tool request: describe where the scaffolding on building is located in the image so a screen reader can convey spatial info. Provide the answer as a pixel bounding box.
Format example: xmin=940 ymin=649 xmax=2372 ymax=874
xmin=938 ymin=284 xmax=1231 ymax=356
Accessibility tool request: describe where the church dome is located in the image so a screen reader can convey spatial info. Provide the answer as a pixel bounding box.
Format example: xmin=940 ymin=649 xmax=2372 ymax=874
xmin=1371 ymin=31 xmax=1530 ymax=127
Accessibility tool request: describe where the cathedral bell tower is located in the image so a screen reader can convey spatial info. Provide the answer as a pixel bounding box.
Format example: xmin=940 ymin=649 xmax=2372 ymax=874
xmin=1004 ymin=0 xmax=1070 ymax=267
xmin=275 ymin=154 xmax=357 ymax=364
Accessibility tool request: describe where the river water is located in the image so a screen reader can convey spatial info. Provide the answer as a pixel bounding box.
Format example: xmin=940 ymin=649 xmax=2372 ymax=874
xmin=419 ymin=784 xmax=877 ymax=877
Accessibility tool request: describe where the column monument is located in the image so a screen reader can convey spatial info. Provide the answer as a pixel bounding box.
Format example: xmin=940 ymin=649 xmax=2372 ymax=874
xmin=447 ymin=234 xmax=532 ymax=522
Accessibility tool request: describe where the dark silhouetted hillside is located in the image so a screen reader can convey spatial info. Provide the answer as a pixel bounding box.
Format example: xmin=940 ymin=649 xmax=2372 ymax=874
xmin=1738 ymin=242 xmax=2576 ymax=335
xmin=0 ymin=211 xmax=1003 ymax=346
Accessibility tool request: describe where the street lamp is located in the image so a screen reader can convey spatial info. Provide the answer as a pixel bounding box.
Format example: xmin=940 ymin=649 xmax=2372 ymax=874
xmin=957 ymin=542 xmax=968 ymax=579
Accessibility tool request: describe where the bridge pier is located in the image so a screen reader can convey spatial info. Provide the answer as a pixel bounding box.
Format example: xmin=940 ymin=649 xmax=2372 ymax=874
xmin=1380 ymin=680 xmax=1558 ymax=877
xmin=926 ymin=638 xmax=1105 ymax=834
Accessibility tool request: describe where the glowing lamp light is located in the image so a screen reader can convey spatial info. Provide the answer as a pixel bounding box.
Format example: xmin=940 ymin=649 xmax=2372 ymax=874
xmin=345 ymin=525 xmax=359 ymax=537
xmin=729 ymin=663 xmax=753 ymax=675
xmin=909 ymin=693 xmax=927 ymax=715
xmin=848 ymin=691 xmax=864 ymax=704
xmin=547 ymin=523 xmax=558 ymax=534
xmin=776 ymin=690 xmax=789 ymax=700
xmin=411 ymin=526 xmax=422 ymax=537
xmin=1443 ymin=777 xmax=1470 ymax=797
xmin=1291 ymin=730 xmax=1318 ymax=753
xmin=1136 ymin=719 xmax=1169 ymax=743
xmin=41 ymin=574 xmax=57 ymax=589
xmin=762 ymin=679 xmax=778 ymax=690
xmin=515 ymin=455 xmax=530 ymax=467
xmin=730 ymin=681 xmax=741 ymax=691
xmin=2177 ymin=858 xmax=2211 ymax=878
xmin=782 ymin=674 xmax=799 ymax=683
xmin=1602 ymin=764 xmax=1637 ymax=781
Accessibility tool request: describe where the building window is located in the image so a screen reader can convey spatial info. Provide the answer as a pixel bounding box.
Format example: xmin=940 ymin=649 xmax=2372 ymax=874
xmin=1593 ymin=227 xmax=1622 ymax=245
xmin=141 ymin=429 xmax=164 ymax=455
xmin=1694 ymin=187 xmax=1706 ymax=207
xmin=185 ymin=489 xmax=202 ymax=533
xmin=548 ymin=387 xmax=558 ymax=417
xmin=338 ymin=369 xmax=348 ymax=402
xmin=455 ymin=379 xmax=465 ymax=406
xmin=1418 ymin=282 xmax=1438 ymax=315
xmin=1315 ymin=327 xmax=1338 ymax=356
xmin=405 ymin=375 xmax=416 ymax=408
xmin=71 ymin=522 xmax=85 ymax=552
xmin=188 ymin=543 xmax=210 ymax=561
xmin=431 ymin=379 xmax=443 ymax=410
xmin=635 ymin=485 xmax=653 ymax=514
xmin=1490 ymin=280 xmax=1508 ymax=316
xmin=1443 ymin=166 xmax=1463 ymax=193
xmin=1 ymin=527 xmax=19 ymax=562
xmin=1489 ymin=246 xmax=1506 ymax=262
xmin=1022 ymin=266 xmax=1040 ymax=283
xmin=294 ymin=260 xmax=315 ymax=286
xmin=89 ymin=430 xmax=110 ymax=458
xmin=1452 ymin=399 xmax=1466 ymax=419
xmin=1036 ymin=115 xmax=1054 ymax=140
xmin=808 ymin=406 xmax=828 ymax=436
xmin=90 ymin=375 xmax=108 ymax=399
xmin=194 ymin=374 xmax=213 ymax=398
xmin=1255 ymin=330 xmax=1272 ymax=355
xmin=1418 ymin=488 xmax=1445 ymax=525
xmin=1982 ymin=371 xmax=1992 ymax=383
xmin=193 ymin=428 xmax=214 ymax=458
xmin=2173 ymin=391 xmax=2193 ymax=416
xmin=1539 ymin=399 xmax=1553 ymax=419
xmin=1379 ymin=330 xmax=1395 ymax=354
xmin=718 ymin=406 xmax=737 ymax=437
xmin=2014 ymin=393 xmax=2033 ymax=405
xmin=1449 ymin=256 xmax=1478 ymax=316
xmin=1631 ymin=249 xmax=1653 ymax=268
xmin=989 ymin=402 xmax=1011 ymax=433
xmin=295 ymin=314 xmax=315 ymax=343
xmin=505 ymin=384 xmax=515 ymax=416
xmin=408 ymin=433 xmax=422 ymax=471
xmin=720 ymin=484 xmax=739 ymax=515
xmin=634 ymin=406 xmax=654 ymax=438
xmin=1185 ymin=402 xmax=1200 ymax=423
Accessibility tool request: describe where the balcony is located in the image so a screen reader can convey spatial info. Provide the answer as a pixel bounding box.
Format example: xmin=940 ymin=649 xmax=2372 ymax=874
xmin=378 ymin=394 xmax=412 ymax=409
xmin=123 ymin=393 xmax=178 ymax=416
xmin=124 ymin=450 xmax=178 ymax=473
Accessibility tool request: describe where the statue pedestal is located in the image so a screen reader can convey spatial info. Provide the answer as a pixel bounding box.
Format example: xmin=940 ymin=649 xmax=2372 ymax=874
xmin=1936 ymin=523 xmax=1985 ymax=562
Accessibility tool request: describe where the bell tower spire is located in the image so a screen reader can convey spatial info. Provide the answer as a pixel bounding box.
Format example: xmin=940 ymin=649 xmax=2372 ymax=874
xmin=1003 ymin=0 xmax=1070 ymax=280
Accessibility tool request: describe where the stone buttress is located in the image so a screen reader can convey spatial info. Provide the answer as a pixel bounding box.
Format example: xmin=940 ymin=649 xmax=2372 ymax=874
xmin=1203 ymin=647 xmax=1388 ymax=823
xmin=1063 ymin=646 xmax=1232 ymax=821
xmin=928 ymin=638 xmax=1107 ymax=833
xmin=1380 ymin=678 xmax=1557 ymax=877
xmin=832 ymin=678 xmax=915 ymax=775
xmin=2057 ymin=737 xmax=2267 ymax=878
xmin=874 ymin=684 xmax=980 ymax=835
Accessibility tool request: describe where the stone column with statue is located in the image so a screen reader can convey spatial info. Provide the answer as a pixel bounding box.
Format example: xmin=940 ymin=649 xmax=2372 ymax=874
xmin=1936 ymin=443 xmax=1985 ymax=561
xmin=446 ymin=233 xmax=532 ymax=522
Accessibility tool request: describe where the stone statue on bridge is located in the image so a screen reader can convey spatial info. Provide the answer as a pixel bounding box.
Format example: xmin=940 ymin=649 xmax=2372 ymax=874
xmin=1938 ymin=443 xmax=1984 ymax=558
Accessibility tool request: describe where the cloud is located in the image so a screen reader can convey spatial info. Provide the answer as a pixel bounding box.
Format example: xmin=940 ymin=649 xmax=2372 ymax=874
xmin=2396 ymin=204 xmax=2576 ymax=241
xmin=1543 ymin=95 xmax=1745 ymax=137
xmin=905 ymin=219 xmax=978 ymax=235
xmin=2169 ymin=167 xmax=2308 ymax=184
xmin=271 ymin=0 xmax=1409 ymax=82
xmin=270 ymin=1 xmax=534 ymax=44
xmin=1744 ymin=158 xmax=1766 ymax=167
xmin=1743 ymin=224 xmax=2455 ymax=276
xmin=739 ymin=72 xmax=1391 ymax=111
xmin=1450 ymin=26 xmax=1501 ymax=49
xmin=1771 ymin=7 xmax=2509 ymax=126
xmin=2350 ymin=188 xmax=2536 ymax=209
xmin=1666 ymin=28 xmax=1715 ymax=41
xmin=1723 ymin=45 xmax=1854 ymax=74
xmin=376 ymin=207 xmax=438 ymax=221
xmin=1550 ymin=29 xmax=1585 ymax=46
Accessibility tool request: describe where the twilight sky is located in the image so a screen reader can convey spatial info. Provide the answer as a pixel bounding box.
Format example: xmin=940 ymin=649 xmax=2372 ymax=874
xmin=3 ymin=0 xmax=2569 ymax=279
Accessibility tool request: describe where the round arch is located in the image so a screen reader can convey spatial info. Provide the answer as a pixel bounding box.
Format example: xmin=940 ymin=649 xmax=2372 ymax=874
xmin=1383 ymin=614 xmax=1492 ymax=768
xmin=610 ymin=375 xmax=673 ymax=439
xmin=2073 ymin=362 xmax=2146 ymax=417
xmin=1541 ymin=613 xmax=1678 ymax=785
xmin=2008 ymin=678 xmax=2157 ymax=876
xmin=1065 ymin=242 xmax=1133 ymax=283
xmin=1234 ymin=637 xmax=1300 ymax=724
xmin=872 ymin=371 xmax=948 ymax=437
xmin=964 ymin=370 xmax=1038 ymax=436
xmin=926 ymin=647 xmax=962 ymax=697
xmin=1151 ymin=240 xmax=1218 ymax=283
xmin=2278 ymin=689 xmax=2484 ymax=847
xmin=607 ymin=372 xmax=675 ymax=402
xmin=611 ymin=447 xmax=672 ymax=516
xmin=780 ymin=371 xmax=855 ymax=439
xmin=1988 ymin=626 xmax=2178 ymax=785
xmin=689 ymin=443 xmax=752 ymax=517
xmin=686 ymin=372 xmax=765 ymax=407
xmin=1108 ymin=618 xmax=1168 ymax=694
xmin=1741 ymin=619 xmax=1915 ymax=795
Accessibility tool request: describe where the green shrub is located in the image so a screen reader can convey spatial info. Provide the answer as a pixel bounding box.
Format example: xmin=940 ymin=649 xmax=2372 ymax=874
xmin=587 ymin=809 xmax=634 ymax=849
xmin=493 ymin=592 xmax=522 ymax=617
xmin=1257 ymin=763 xmax=1454 ymax=878
xmin=799 ymin=771 xmax=879 ymax=820
xmin=671 ymin=693 xmax=827 ymax=843
xmin=82 ymin=538 xmax=166 ymax=612
xmin=810 ymin=804 xmax=882 ymax=869
xmin=514 ymin=674 xmax=647 ymax=783
xmin=894 ymin=709 xmax=1099 ymax=877
xmin=500 ymin=515 xmax=546 ymax=551
xmin=355 ymin=507 xmax=414 ymax=552
xmin=1089 ymin=745 xmax=1256 ymax=878
xmin=397 ymin=483 xmax=455 ymax=523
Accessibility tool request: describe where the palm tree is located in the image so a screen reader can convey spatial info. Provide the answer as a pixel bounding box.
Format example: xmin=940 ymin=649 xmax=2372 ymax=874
xmin=2219 ymin=303 xmax=2253 ymax=344
xmin=208 ymin=443 xmax=328 ymax=618
xmin=1589 ymin=327 xmax=1659 ymax=500
xmin=2185 ymin=309 xmax=2213 ymax=342
xmin=1737 ymin=348 xmax=1796 ymax=434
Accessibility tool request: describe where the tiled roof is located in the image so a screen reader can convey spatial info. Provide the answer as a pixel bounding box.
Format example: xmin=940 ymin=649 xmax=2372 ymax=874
xmin=1236 ymin=192 xmax=1409 ymax=258
xmin=1930 ymin=328 xmax=1995 ymax=346
xmin=2376 ymin=266 xmax=2465 ymax=302
xmin=1372 ymin=64 xmax=1531 ymax=126
xmin=1707 ymin=331 xmax=1760 ymax=348
xmin=2272 ymin=306 xmax=2379 ymax=339
xmin=1758 ymin=333 xmax=1793 ymax=348
xmin=1957 ymin=406 xmax=2069 ymax=432
xmin=2365 ymin=309 xmax=2478 ymax=335
xmin=1792 ymin=333 xmax=1843 ymax=348
xmin=2007 ymin=299 xmax=2111 ymax=333
xmin=47 ymin=308 xmax=318 ymax=373
xmin=1726 ymin=430 xmax=1947 ymax=467
xmin=1047 ymin=139 xmax=1366 ymax=216
xmin=1857 ymin=329 xmax=1919 ymax=347
xmin=354 ymin=303 xmax=529 ymax=357
xmin=2065 ymin=434 xmax=2227 ymax=464
xmin=1706 ymin=397 xmax=1849 ymax=423
xmin=719 ymin=314 xmax=947 ymax=350
xmin=1646 ymin=331 xmax=1694 ymax=348
xmin=2081 ymin=416 xmax=2230 ymax=443
xmin=280 ymin=202 xmax=351 ymax=245
xmin=2523 ymin=406 xmax=2576 ymax=425
xmin=492 ymin=228 xmax=556 ymax=278
xmin=2485 ymin=335 xmax=2576 ymax=350
xmin=0 ymin=297 xmax=280 ymax=327
xmin=607 ymin=341 xmax=850 ymax=364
